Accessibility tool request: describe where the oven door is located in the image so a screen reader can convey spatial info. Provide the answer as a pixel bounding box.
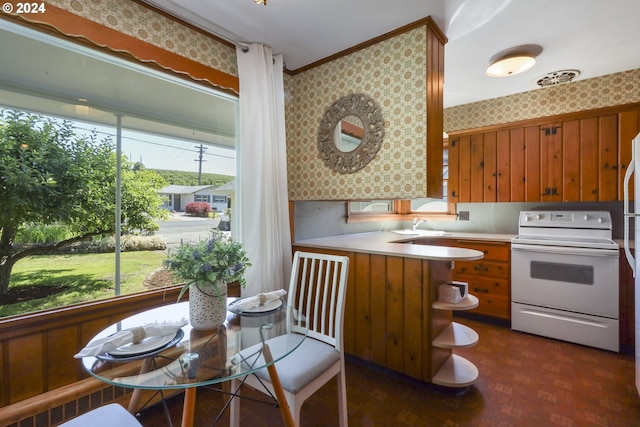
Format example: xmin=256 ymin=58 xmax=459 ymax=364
xmin=511 ymin=243 xmax=619 ymax=318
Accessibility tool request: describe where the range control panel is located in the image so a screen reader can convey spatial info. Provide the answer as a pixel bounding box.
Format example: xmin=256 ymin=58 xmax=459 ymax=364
xmin=518 ymin=210 xmax=612 ymax=229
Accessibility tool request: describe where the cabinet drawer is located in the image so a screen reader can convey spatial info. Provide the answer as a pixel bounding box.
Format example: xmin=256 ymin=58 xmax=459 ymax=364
xmin=454 ymin=260 xmax=509 ymax=278
xmin=455 ymin=276 xmax=509 ymax=297
xmin=470 ymin=293 xmax=509 ymax=319
xmin=451 ymin=240 xmax=510 ymax=261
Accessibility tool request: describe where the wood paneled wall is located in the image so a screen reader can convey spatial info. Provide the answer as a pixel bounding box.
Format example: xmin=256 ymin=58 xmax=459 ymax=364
xmin=0 ymin=287 xmax=181 ymax=408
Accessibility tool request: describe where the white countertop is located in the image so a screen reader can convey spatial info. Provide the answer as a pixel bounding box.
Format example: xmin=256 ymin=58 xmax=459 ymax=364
xmin=294 ymin=231 xmax=486 ymax=261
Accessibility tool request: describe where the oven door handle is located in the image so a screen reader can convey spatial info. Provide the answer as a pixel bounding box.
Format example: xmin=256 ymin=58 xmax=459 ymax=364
xmin=511 ymin=243 xmax=619 ymax=257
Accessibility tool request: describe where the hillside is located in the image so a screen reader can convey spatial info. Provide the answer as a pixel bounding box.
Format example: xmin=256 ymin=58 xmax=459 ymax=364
xmin=151 ymin=169 xmax=234 ymax=187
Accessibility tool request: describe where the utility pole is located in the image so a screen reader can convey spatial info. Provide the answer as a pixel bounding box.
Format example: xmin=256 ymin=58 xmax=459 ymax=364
xmin=195 ymin=144 xmax=207 ymax=184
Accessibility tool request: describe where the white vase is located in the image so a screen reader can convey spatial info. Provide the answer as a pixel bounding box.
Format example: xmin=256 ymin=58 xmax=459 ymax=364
xmin=189 ymin=281 xmax=228 ymax=330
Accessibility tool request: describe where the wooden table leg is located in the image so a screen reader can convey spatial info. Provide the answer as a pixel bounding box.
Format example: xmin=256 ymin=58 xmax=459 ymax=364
xmin=181 ymin=388 xmax=197 ymax=427
xmin=127 ymin=357 xmax=153 ymax=414
xmin=262 ymin=343 xmax=295 ymax=427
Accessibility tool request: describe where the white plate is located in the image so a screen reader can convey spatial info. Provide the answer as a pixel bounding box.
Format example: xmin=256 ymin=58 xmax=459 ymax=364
xmin=229 ymin=298 xmax=283 ymax=315
xmin=108 ymin=333 xmax=175 ymax=356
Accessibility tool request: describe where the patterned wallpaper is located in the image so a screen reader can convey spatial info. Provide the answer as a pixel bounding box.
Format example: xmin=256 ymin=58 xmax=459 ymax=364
xmin=444 ymin=68 xmax=640 ymax=132
xmin=47 ymin=0 xmax=238 ymax=77
xmin=286 ymin=26 xmax=429 ymax=201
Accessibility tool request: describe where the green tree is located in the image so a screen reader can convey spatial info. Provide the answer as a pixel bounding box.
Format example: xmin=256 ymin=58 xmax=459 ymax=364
xmin=0 ymin=110 xmax=168 ymax=294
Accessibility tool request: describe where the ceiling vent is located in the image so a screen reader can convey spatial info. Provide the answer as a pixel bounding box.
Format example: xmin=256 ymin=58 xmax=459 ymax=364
xmin=536 ymin=69 xmax=580 ymax=87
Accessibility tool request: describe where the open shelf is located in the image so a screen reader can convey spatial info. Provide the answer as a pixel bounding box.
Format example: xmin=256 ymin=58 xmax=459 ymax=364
xmin=432 ymin=292 xmax=479 ymax=387
xmin=432 ymin=294 xmax=479 ymax=311
xmin=431 ymin=354 xmax=479 ymax=387
xmin=432 ymin=322 xmax=479 ymax=349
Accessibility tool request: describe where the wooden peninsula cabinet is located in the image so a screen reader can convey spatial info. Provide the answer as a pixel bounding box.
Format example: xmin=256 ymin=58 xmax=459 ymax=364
xmin=293 ymin=233 xmax=483 ymax=387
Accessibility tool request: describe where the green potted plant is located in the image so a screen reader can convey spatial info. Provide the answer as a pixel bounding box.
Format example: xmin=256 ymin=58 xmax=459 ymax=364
xmin=163 ymin=230 xmax=251 ymax=329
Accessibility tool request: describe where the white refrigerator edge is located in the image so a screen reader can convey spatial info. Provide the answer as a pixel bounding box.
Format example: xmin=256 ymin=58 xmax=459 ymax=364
xmin=623 ymin=131 xmax=640 ymax=395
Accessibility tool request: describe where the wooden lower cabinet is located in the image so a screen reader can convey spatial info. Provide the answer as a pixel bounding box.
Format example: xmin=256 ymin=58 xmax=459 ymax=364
xmin=412 ymin=238 xmax=511 ymax=321
xmin=292 ymin=244 xmax=473 ymax=385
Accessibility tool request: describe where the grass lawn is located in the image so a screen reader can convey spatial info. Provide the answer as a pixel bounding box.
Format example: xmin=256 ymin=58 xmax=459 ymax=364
xmin=0 ymin=251 xmax=170 ymax=318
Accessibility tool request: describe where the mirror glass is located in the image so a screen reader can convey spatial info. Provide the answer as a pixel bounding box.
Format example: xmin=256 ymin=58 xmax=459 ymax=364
xmin=335 ymin=115 xmax=364 ymax=152
xmin=317 ymin=93 xmax=384 ymax=174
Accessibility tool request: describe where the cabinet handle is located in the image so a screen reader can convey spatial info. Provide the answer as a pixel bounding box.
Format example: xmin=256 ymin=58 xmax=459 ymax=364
xmin=473 ymin=287 xmax=489 ymax=294
xmin=474 ymin=265 xmax=489 ymax=272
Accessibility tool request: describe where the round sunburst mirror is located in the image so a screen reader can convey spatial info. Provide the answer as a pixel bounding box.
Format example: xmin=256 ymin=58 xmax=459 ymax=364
xmin=317 ymin=93 xmax=385 ymax=174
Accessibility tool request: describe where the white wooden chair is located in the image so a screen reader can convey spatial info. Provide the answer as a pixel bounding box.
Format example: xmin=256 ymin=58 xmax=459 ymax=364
xmin=58 ymin=403 xmax=142 ymax=427
xmin=230 ymin=251 xmax=350 ymax=427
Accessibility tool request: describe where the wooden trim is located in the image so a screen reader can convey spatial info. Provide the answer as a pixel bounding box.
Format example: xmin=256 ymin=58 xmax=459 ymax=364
xmin=289 ymin=16 xmax=446 ymax=75
xmin=425 ymin=20 xmax=446 ymax=199
xmin=0 ymin=286 xmax=181 ymax=339
xmin=2 ymin=6 xmax=239 ymax=95
xmin=448 ymin=102 xmax=640 ymax=137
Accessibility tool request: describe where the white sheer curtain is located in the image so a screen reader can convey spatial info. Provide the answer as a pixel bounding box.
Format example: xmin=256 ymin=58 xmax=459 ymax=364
xmin=236 ymin=44 xmax=292 ymax=296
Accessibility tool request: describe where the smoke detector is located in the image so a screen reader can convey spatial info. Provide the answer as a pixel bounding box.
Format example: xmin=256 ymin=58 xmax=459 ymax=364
xmin=536 ymin=69 xmax=580 ymax=87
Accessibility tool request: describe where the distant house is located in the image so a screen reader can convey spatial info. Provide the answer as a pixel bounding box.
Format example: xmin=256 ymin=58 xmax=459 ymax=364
xmin=159 ymin=184 xmax=230 ymax=212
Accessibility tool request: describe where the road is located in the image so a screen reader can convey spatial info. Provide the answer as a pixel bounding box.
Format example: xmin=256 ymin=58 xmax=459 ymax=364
xmin=156 ymin=216 xmax=219 ymax=251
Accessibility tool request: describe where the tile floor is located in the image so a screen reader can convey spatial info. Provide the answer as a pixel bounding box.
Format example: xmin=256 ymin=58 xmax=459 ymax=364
xmin=137 ymin=315 xmax=640 ymax=427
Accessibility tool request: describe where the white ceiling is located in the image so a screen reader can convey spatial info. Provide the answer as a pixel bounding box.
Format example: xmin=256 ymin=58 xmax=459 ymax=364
xmin=143 ymin=0 xmax=640 ymax=108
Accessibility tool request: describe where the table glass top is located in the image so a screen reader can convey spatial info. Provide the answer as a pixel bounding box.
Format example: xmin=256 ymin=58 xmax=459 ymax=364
xmin=80 ymin=299 xmax=307 ymax=390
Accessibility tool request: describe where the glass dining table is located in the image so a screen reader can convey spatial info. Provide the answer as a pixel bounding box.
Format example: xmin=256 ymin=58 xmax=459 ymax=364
xmin=78 ymin=299 xmax=307 ymax=427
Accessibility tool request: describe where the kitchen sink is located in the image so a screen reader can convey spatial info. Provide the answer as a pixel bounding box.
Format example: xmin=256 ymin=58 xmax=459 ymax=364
xmin=390 ymin=229 xmax=452 ymax=236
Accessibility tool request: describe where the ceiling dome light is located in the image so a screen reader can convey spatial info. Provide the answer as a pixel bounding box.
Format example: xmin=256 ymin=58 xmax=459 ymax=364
xmin=486 ymin=55 xmax=536 ymax=77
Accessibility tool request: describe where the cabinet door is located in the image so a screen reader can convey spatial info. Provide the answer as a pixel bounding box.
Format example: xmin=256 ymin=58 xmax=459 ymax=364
xmin=448 ymin=134 xmax=460 ymax=203
xmin=563 ymin=115 xmax=618 ymax=201
xmin=483 ymin=132 xmax=497 ymax=202
xmin=470 ymin=133 xmax=484 ymax=202
xmin=524 ymin=125 xmax=541 ymax=202
xmin=506 ymin=127 xmax=525 ymax=202
xmin=563 ymin=119 xmax=581 ymax=200
xmin=599 ymin=114 xmax=619 ymax=201
xmin=455 ymin=135 xmax=471 ymax=203
xmin=540 ymin=123 xmax=563 ymax=201
xmin=619 ymin=106 xmax=640 ymax=201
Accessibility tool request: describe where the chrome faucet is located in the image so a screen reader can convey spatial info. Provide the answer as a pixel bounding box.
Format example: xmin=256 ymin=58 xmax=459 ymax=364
xmin=412 ymin=218 xmax=426 ymax=231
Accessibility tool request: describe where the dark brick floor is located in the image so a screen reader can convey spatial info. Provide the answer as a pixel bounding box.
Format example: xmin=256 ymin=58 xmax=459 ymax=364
xmin=137 ymin=316 xmax=640 ymax=427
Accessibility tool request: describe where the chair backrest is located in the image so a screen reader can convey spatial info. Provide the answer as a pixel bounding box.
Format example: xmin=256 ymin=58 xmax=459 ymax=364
xmin=287 ymin=251 xmax=349 ymax=351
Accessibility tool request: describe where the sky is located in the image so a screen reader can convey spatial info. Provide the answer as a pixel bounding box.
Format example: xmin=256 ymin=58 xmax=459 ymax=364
xmin=73 ymin=121 xmax=237 ymax=176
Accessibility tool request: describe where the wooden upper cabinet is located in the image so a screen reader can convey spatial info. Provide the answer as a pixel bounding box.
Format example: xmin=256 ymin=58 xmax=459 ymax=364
xmin=448 ymin=105 xmax=638 ymax=204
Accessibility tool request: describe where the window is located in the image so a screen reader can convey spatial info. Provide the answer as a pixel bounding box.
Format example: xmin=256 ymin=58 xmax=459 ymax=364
xmin=347 ymin=143 xmax=452 ymax=222
xmin=0 ymin=20 xmax=239 ymax=317
xmin=350 ymin=200 xmax=395 ymax=212
xmin=212 ymin=195 xmax=228 ymax=203
xmin=195 ymin=194 xmax=211 ymax=203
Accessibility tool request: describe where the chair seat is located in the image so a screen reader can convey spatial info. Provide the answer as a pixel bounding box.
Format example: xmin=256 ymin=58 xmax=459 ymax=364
xmin=59 ymin=403 xmax=142 ymax=427
xmin=238 ymin=334 xmax=340 ymax=393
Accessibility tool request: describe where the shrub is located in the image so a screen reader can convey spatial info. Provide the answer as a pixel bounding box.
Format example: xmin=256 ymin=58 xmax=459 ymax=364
xmin=16 ymin=223 xmax=74 ymax=244
xmin=185 ymin=202 xmax=211 ymax=217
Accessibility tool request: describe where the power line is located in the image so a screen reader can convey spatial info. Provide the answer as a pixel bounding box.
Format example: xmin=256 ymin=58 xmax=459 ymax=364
xmin=73 ymin=124 xmax=236 ymax=160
